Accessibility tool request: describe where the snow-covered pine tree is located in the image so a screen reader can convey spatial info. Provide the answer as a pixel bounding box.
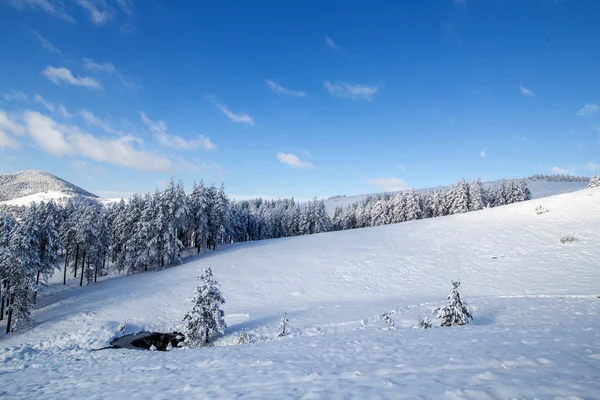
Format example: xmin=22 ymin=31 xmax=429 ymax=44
xmin=278 ymin=313 xmax=289 ymax=337
xmin=433 ymin=280 xmax=473 ymax=327
xmin=189 ymin=180 xmax=209 ymax=253
xmin=35 ymin=201 xmax=62 ymax=285
xmin=183 ymin=267 xmax=226 ymax=347
xmin=445 ymin=179 xmax=469 ymax=215
xmin=3 ymin=207 xmax=41 ymax=332
xmin=404 ymin=190 xmax=423 ymax=221
xmin=589 ymin=172 xmax=600 ymax=188
xmin=429 ymin=188 xmax=447 ymax=217
xmin=468 ymin=178 xmax=485 ymax=211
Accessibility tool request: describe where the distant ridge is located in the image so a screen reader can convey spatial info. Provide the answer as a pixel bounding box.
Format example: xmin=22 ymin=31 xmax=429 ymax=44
xmin=0 ymin=170 xmax=98 ymax=202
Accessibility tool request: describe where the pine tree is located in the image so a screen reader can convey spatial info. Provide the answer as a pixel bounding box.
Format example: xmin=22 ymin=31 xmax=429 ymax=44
xmin=278 ymin=313 xmax=289 ymax=337
xmin=183 ymin=267 xmax=226 ymax=347
xmin=589 ymin=172 xmax=600 ymax=188
xmin=433 ymin=281 xmax=473 ymax=326
xmin=446 ymin=180 xmax=469 ymax=215
xmin=404 ymin=190 xmax=423 ymax=221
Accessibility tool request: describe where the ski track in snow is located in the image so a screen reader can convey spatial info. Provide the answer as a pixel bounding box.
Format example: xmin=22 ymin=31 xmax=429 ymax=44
xmin=1 ymin=188 xmax=600 ymax=399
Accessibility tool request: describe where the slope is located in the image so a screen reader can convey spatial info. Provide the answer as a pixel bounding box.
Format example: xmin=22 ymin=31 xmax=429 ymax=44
xmin=0 ymin=170 xmax=98 ymax=203
xmin=1 ymin=188 xmax=599 ymax=399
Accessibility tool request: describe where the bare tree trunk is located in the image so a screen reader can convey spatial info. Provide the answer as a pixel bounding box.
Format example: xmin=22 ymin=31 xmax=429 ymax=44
xmin=96 ymin=255 xmax=105 ymax=283
xmin=63 ymin=247 xmax=70 ymax=285
xmin=79 ymin=251 xmax=86 ymax=287
xmin=5 ymin=293 xmax=14 ymax=334
xmin=74 ymin=244 xmax=80 ymax=278
xmin=36 ymin=270 xmax=41 ymax=285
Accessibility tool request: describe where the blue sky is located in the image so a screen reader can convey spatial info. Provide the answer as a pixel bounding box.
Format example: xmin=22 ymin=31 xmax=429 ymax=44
xmin=0 ymin=0 xmax=599 ymax=199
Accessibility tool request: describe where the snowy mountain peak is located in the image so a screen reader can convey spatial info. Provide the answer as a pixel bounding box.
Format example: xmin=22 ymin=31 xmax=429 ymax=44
xmin=0 ymin=170 xmax=98 ymax=203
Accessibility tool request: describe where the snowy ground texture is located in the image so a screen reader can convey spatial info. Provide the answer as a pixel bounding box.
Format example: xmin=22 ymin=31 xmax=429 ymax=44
xmin=1 ymin=188 xmax=600 ymax=399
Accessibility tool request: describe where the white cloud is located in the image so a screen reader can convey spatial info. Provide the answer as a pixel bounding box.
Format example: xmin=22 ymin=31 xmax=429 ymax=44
xmin=0 ymin=110 xmax=25 ymax=148
xmin=140 ymin=112 xmax=216 ymax=150
xmin=83 ymin=58 xmax=134 ymax=87
xmin=30 ymin=29 xmax=62 ymax=54
xmin=577 ymin=103 xmax=599 ymax=117
xmin=396 ymin=164 xmax=406 ymax=171
xmin=42 ymin=66 xmax=102 ymax=89
xmin=584 ymin=162 xmax=600 ymax=171
xmin=302 ymin=149 xmax=312 ymax=158
xmin=367 ymin=177 xmax=408 ymax=192
xmin=519 ymin=83 xmax=534 ymax=96
xmin=24 ymin=111 xmax=74 ymax=156
xmin=216 ymin=104 xmax=254 ymax=126
xmin=76 ymin=0 xmax=112 ymax=25
xmin=3 ymin=90 xmax=28 ymax=101
xmin=480 ymin=148 xmax=487 ymax=158
xmin=276 ymin=152 xmax=314 ymax=169
xmin=266 ymin=80 xmax=306 ymax=97
xmin=325 ymin=35 xmax=340 ymax=50
xmin=6 ymin=0 xmax=75 ymax=22
xmin=551 ymin=166 xmax=569 ymax=174
xmin=324 ymin=81 xmax=380 ymax=101
xmin=21 ymin=110 xmax=172 ymax=172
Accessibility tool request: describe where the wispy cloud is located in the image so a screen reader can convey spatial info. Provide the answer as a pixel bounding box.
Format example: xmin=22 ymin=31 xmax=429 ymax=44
xmin=6 ymin=0 xmax=75 ymax=23
xmin=325 ymin=35 xmax=340 ymax=50
xmin=276 ymin=152 xmax=314 ymax=169
xmin=324 ymin=81 xmax=380 ymax=101
xmin=29 ymin=29 xmax=62 ymax=54
xmin=551 ymin=162 xmax=599 ymax=175
xmin=206 ymin=94 xmax=254 ymax=126
xmin=396 ymin=164 xmax=406 ymax=171
xmin=266 ymin=80 xmax=306 ymax=97
xmin=367 ymin=177 xmax=408 ymax=192
xmin=76 ymin=0 xmax=112 ymax=25
xmin=519 ymin=83 xmax=534 ymax=96
xmin=115 ymin=0 xmax=135 ymax=15
xmin=577 ymin=103 xmax=599 ymax=117
xmin=42 ymin=66 xmax=102 ymax=89
xmin=480 ymin=148 xmax=487 ymax=158
xmin=79 ymin=109 xmax=125 ymax=135
xmin=33 ymin=94 xmax=72 ymax=118
xmin=140 ymin=111 xmax=216 ymax=150
xmin=83 ymin=58 xmax=134 ymax=87
xmin=3 ymin=90 xmax=28 ymax=101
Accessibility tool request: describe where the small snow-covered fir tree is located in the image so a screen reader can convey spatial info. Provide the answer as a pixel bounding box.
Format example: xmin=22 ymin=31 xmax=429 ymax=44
xmin=433 ymin=280 xmax=473 ymax=327
xmin=589 ymin=172 xmax=600 ymax=188
xmin=278 ymin=313 xmax=289 ymax=337
xmin=183 ymin=267 xmax=226 ymax=347
xmin=382 ymin=312 xmax=395 ymax=329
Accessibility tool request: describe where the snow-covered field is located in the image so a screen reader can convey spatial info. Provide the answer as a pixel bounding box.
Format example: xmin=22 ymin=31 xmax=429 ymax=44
xmin=1 ymin=188 xmax=599 ymax=399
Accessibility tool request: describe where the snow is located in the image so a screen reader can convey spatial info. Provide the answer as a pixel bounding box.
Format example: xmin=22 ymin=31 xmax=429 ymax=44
xmin=0 ymin=191 xmax=75 ymax=207
xmin=1 ymin=188 xmax=600 ymax=398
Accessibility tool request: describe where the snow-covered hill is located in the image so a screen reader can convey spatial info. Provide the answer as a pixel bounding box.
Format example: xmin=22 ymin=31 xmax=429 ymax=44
xmin=1 ymin=187 xmax=599 ymax=398
xmin=324 ymin=178 xmax=589 ymax=212
xmin=0 ymin=170 xmax=97 ymax=204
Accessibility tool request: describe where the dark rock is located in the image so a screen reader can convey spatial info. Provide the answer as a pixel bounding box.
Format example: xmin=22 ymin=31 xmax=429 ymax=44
xmin=110 ymin=331 xmax=186 ymax=351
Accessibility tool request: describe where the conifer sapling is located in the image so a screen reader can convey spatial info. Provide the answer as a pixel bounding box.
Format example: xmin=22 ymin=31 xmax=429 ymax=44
xmin=278 ymin=313 xmax=289 ymax=337
xmin=183 ymin=267 xmax=226 ymax=347
xmin=433 ymin=280 xmax=473 ymax=326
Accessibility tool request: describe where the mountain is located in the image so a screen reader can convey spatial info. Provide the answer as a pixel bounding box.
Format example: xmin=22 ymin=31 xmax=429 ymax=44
xmin=1 ymin=187 xmax=598 ymax=398
xmin=0 ymin=170 xmax=98 ymax=204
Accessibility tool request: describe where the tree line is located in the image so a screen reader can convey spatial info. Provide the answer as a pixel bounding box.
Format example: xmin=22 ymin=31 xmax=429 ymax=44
xmin=0 ymin=177 xmax=530 ymax=333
